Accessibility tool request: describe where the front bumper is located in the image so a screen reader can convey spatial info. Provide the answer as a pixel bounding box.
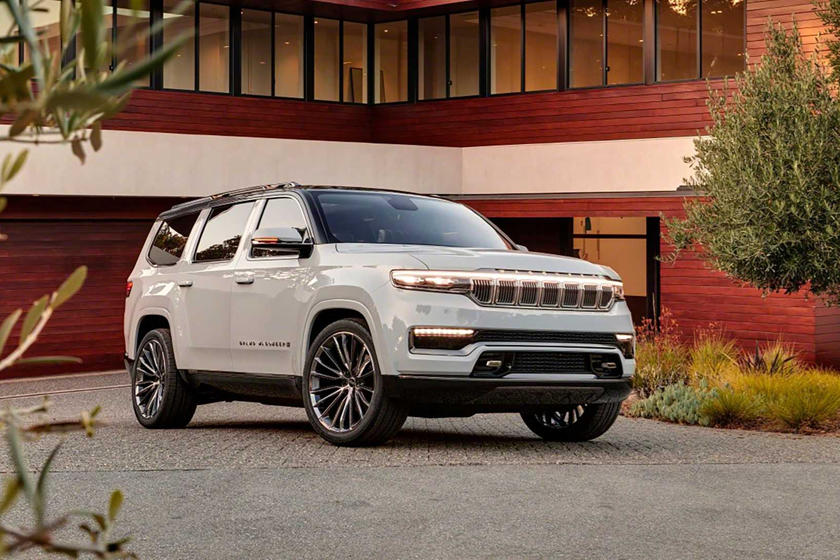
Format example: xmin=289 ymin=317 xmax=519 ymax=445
xmin=382 ymin=375 xmax=632 ymax=417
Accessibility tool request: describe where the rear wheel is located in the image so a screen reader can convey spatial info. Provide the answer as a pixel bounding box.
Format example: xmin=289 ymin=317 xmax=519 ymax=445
xmin=303 ymin=319 xmax=407 ymax=446
xmin=520 ymin=402 xmax=620 ymax=441
xmin=131 ymin=328 xmax=196 ymax=429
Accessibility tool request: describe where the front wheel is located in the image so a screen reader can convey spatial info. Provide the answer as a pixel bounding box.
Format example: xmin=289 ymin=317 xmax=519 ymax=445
xmin=520 ymin=402 xmax=621 ymax=441
xmin=303 ymin=319 xmax=407 ymax=446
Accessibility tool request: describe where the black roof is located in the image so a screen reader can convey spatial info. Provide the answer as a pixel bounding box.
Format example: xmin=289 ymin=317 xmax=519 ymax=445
xmin=157 ymin=182 xmax=440 ymax=220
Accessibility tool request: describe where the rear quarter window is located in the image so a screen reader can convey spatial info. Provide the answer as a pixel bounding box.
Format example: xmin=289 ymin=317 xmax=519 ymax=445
xmin=147 ymin=213 xmax=199 ymax=266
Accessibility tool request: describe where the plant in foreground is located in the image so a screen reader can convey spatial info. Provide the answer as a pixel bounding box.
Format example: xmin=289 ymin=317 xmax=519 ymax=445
xmin=627 ymin=382 xmax=715 ymax=426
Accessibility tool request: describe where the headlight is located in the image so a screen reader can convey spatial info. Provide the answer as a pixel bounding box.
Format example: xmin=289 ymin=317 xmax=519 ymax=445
xmin=613 ymin=284 xmax=625 ymax=301
xmin=391 ymin=270 xmax=471 ymax=293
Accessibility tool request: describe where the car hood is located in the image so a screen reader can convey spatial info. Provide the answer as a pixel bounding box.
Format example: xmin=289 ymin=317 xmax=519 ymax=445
xmin=334 ymin=244 xmax=610 ymax=277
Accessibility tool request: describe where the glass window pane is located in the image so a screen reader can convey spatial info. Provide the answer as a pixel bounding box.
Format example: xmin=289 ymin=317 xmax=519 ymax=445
xmin=343 ymin=22 xmax=367 ymax=104
xmin=607 ymin=0 xmax=644 ymax=85
xmin=241 ymin=9 xmax=271 ymax=96
xmin=314 ymin=18 xmax=340 ymax=101
xmin=702 ymin=0 xmax=744 ymax=77
xmin=525 ymin=1 xmax=557 ymax=92
xmin=491 ymin=5 xmax=522 ymax=95
xmin=275 ymin=13 xmax=303 ymax=98
xmin=449 ymin=11 xmax=480 ymax=97
xmin=194 ymin=203 xmax=253 ymax=262
xmin=148 ymin=214 xmax=199 ymax=266
xmin=115 ymin=0 xmax=151 ymax=86
xmin=418 ymin=16 xmax=446 ymax=100
xmin=163 ymin=0 xmax=195 ymax=90
xmin=657 ymin=0 xmax=697 ymax=81
xmin=199 ymin=3 xmax=229 ymax=93
xmin=569 ymin=0 xmax=604 ymax=88
xmin=375 ymin=20 xmax=408 ymax=103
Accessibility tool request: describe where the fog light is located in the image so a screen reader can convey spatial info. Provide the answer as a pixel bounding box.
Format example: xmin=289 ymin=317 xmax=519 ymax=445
xmin=410 ymin=327 xmax=476 ymax=350
xmin=615 ymin=333 xmax=635 ymax=359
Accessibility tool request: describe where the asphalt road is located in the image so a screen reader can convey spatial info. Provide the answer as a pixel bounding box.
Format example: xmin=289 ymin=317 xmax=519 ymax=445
xmin=1 ymin=372 xmax=839 ymax=559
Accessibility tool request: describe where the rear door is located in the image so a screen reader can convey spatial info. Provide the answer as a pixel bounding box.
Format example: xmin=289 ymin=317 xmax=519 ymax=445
xmin=229 ymin=196 xmax=313 ymax=374
xmin=175 ymin=201 xmax=256 ymax=372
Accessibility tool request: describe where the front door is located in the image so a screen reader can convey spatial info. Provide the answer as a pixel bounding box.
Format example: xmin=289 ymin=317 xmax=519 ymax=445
xmin=176 ymin=201 xmax=255 ymax=372
xmin=229 ymin=196 xmax=313 ymax=375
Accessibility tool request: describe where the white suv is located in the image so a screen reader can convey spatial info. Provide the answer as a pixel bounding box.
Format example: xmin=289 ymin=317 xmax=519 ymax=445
xmin=124 ymin=184 xmax=635 ymax=446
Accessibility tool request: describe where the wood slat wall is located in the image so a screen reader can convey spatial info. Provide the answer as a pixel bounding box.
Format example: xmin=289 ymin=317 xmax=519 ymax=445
xmin=462 ymin=196 xmax=823 ymax=363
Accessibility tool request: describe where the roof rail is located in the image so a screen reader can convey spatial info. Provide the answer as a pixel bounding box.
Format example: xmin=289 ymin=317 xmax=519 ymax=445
xmin=209 ymin=181 xmax=299 ymax=200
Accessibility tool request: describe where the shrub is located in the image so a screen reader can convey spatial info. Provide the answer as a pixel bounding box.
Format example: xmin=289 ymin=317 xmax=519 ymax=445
xmin=700 ymin=387 xmax=761 ymax=427
xmin=627 ymin=382 xmax=714 ymax=426
xmin=740 ymin=342 xmax=799 ymax=376
xmin=688 ymin=332 xmax=738 ymax=384
xmin=763 ymin=374 xmax=840 ymax=430
xmin=632 ymin=341 xmax=691 ymax=398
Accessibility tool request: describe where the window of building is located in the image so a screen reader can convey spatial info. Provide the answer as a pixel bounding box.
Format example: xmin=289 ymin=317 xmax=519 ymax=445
xmin=198 ymin=3 xmax=229 ymax=93
xmin=194 ymin=203 xmax=253 ymax=262
xmin=314 ymin=18 xmax=340 ymax=101
xmin=375 ymin=20 xmax=408 ymax=103
xmin=115 ymin=0 xmax=151 ymax=86
xmin=491 ymin=5 xmax=522 ymax=95
xmin=570 ymin=0 xmax=643 ymax=88
xmin=417 ymin=16 xmax=446 ymax=100
xmin=163 ymin=0 xmax=196 ymax=90
xmin=26 ymin=0 xmax=62 ymax=60
xmin=241 ymin=9 xmax=271 ymax=96
xmin=344 ymin=21 xmax=368 ymax=103
xmin=701 ymin=0 xmax=745 ymax=77
xmin=449 ymin=11 xmax=480 ymax=98
xmin=656 ymin=0 xmax=697 ymax=80
xmin=148 ymin=213 xmax=199 ymax=266
xmin=275 ymin=13 xmax=304 ymax=98
xmin=525 ymin=1 xmax=558 ymax=91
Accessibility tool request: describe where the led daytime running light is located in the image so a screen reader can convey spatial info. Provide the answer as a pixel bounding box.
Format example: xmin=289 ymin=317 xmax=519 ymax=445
xmin=413 ymin=327 xmax=475 ymax=338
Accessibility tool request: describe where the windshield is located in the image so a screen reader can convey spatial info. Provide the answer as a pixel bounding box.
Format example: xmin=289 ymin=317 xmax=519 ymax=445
xmin=309 ymin=191 xmax=511 ymax=249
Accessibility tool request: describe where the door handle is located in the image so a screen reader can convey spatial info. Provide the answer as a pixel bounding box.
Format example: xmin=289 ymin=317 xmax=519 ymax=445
xmin=177 ymin=280 xmax=193 ymax=287
xmin=234 ymin=271 xmax=255 ymax=285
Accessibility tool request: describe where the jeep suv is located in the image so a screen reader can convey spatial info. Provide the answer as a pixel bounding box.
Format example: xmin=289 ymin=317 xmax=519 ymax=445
xmin=124 ymin=183 xmax=635 ymax=446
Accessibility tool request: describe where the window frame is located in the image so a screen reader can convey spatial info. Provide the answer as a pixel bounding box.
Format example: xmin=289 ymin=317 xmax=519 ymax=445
xmin=373 ymin=18 xmax=409 ymax=105
xmin=311 ymin=16 xmax=370 ymax=104
xmin=145 ymin=213 xmax=200 ymax=267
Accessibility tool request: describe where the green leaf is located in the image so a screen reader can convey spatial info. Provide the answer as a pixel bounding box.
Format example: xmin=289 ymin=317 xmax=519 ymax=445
xmin=52 ymin=266 xmax=87 ymax=309
xmin=20 ymin=295 xmax=48 ymax=341
xmin=8 ymin=109 xmax=38 ymax=138
xmin=34 ymin=442 xmax=63 ymax=521
xmin=91 ymin=121 xmax=102 ymax=151
xmin=0 ymin=308 xmax=22 ymax=357
xmin=108 ymin=489 xmax=123 ymax=521
xmin=15 ymin=355 xmax=82 ymax=365
xmin=0 ymin=476 xmax=21 ymax=515
xmin=0 ymin=197 xmax=7 ymax=214
xmin=6 ymin=423 xmax=35 ymax=507
xmin=71 ymin=137 xmax=85 ymax=163
xmin=80 ymin=0 xmax=104 ymax=70
xmin=45 ymin=88 xmax=111 ymax=112
xmin=2 ymin=150 xmax=28 ymax=183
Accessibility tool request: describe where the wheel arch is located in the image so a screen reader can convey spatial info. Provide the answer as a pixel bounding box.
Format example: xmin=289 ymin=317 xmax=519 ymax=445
xmin=301 ymin=300 xmax=380 ymax=375
xmin=130 ymin=309 xmax=173 ymax=360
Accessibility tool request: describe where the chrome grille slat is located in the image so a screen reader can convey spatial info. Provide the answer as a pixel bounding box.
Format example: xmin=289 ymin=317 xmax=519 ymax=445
xmin=464 ymin=271 xmax=619 ymax=312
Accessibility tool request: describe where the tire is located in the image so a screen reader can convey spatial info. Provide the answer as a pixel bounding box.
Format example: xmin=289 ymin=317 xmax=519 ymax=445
xmin=302 ymin=319 xmax=407 ymax=446
xmin=131 ymin=328 xmax=197 ymax=429
xmin=520 ymin=402 xmax=621 ymax=442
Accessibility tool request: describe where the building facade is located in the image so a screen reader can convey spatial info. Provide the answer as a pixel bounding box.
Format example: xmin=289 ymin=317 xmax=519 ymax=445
xmin=1 ymin=0 xmax=838 ymax=377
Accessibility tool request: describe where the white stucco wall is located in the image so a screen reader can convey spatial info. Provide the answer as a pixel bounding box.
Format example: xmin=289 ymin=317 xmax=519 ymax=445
xmin=0 ymin=128 xmax=696 ymax=197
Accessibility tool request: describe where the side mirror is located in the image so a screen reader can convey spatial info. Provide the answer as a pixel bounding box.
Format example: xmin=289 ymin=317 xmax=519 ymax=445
xmin=515 ymin=244 xmax=529 ymax=252
xmin=251 ymin=227 xmax=313 ymax=258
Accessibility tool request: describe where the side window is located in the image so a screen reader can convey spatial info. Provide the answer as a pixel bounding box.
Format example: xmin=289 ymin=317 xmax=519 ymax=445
xmin=147 ymin=213 xmax=199 ymax=266
xmin=193 ymin=202 xmax=254 ymax=262
xmin=252 ymin=197 xmax=310 ymax=258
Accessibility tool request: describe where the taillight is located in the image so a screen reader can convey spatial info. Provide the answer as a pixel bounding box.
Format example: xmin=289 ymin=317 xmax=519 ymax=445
xmin=126 ymin=281 xmax=133 ymax=298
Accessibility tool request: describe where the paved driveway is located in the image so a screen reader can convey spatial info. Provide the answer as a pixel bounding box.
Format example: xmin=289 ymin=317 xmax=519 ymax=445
xmin=1 ymin=372 xmax=839 ymax=559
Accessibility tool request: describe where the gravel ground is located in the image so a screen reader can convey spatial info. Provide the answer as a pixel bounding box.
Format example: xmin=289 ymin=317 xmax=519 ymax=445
xmin=1 ymin=372 xmax=839 ymax=559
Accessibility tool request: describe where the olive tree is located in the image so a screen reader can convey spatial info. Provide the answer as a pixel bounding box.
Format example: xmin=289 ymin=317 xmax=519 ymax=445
xmin=0 ymin=0 xmax=188 ymax=556
xmin=667 ymin=20 xmax=840 ymax=303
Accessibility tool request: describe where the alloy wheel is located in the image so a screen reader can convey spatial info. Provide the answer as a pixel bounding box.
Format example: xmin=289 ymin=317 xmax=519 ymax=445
xmin=134 ymin=339 xmax=166 ymax=419
xmin=308 ymin=331 xmax=376 ymax=433
xmin=533 ymin=405 xmax=588 ymax=428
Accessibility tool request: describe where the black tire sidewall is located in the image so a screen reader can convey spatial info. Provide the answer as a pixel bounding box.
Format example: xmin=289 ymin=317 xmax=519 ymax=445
xmin=520 ymin=402 xmax=621 ymax=441
xmin=131 ymin=328 xmax=191 ymax=428
xmin=302 ymin=319 xmax=388 ymax=444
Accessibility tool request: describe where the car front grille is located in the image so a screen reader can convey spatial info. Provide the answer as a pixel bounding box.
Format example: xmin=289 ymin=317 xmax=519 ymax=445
xmin=467 ymin=273 xmax=617 ymax=311
xmin=510 ymin=352 xmax=588 ymax=374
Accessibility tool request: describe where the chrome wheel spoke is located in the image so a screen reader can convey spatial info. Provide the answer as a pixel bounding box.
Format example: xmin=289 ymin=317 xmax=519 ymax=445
xmin=309 ymin=331 xmax=376 ymax=434
xmin=134 ymin=339 xmax=167 ymax=420
xmin=536 ymin=405 xmax=588 ymax=429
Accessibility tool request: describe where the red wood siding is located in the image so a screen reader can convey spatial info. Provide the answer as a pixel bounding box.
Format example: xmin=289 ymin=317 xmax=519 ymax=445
xmin=0 ymin=197 xmax=172 ymax=380
xmin=815 ymin=304 xmax=840 ymax=367
xmin=747 ymin=0 xmax=825 ymax=58
xmin=462 ymin=195 xmax=823 ymax=363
